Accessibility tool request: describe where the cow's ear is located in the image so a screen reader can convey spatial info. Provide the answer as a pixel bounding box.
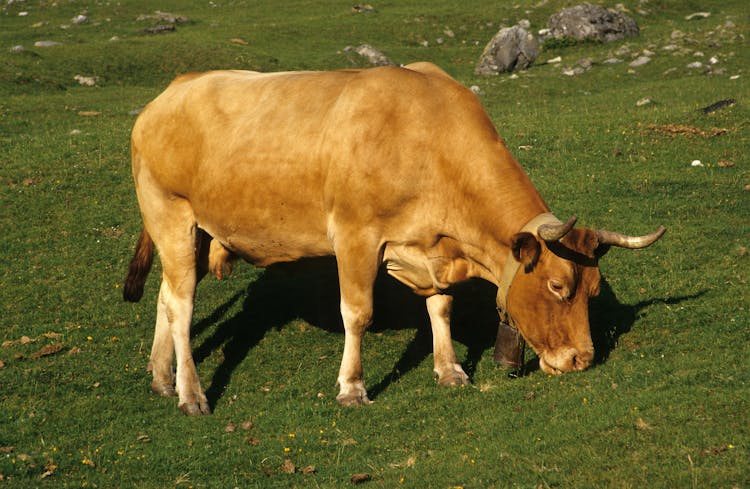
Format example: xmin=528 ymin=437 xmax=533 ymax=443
xmin=511 ymin=232 xmax=541 ymax=272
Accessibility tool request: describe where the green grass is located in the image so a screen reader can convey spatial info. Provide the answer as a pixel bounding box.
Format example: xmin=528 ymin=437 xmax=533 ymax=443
xmin=1 ymin=1 xmax=748 ymax=487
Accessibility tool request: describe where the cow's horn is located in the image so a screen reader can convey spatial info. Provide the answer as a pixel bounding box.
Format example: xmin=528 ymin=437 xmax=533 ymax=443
xmin=596 ymin=225 xmax=666 ymax=249
xmin=538 ymin=215 xmax=577 ymax=241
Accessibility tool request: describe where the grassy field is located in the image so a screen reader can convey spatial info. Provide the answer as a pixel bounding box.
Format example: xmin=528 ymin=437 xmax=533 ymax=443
xmin=1 ymin=0 xmax=748 ymax=487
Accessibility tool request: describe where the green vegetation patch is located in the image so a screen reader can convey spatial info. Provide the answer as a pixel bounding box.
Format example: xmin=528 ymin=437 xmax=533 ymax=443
xmin=1 ymin=1 xmax=747 ymax=487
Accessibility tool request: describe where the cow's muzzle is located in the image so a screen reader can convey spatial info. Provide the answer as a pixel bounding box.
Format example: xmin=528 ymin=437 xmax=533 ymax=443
xmin=539 ymin=347 xmax=593 ymax=374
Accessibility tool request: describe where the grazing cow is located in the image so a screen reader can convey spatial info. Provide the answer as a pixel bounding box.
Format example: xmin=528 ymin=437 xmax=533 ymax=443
xmin=123 ymin=62 xmax=664 ymax=415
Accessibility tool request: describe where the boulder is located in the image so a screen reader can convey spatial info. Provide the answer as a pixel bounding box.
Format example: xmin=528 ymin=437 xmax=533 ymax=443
xmin=547 ymin=3 xmax=639 ymax=43
xmin=475 ymin=25 xmax=539 ymax=75
xmin=344 ymin=44 xmax=395 ymax=66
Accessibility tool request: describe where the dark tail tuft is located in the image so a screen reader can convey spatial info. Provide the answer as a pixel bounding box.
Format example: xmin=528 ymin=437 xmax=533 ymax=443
xmin=123 ymin=229 xmax=155 ymax=302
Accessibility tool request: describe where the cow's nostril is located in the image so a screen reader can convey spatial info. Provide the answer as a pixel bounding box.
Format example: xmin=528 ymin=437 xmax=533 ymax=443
xmin=573 ymin=352 xmax=592 ymax=370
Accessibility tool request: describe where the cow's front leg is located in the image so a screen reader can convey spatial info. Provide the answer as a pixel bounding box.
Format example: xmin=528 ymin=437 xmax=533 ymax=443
xmin=335 ymin=300 xmax=372 ymax=406
xmin=426 ymin=294 xmax=469 ymax=386
xmin=334 ymin=239 xmax=378 ymax=406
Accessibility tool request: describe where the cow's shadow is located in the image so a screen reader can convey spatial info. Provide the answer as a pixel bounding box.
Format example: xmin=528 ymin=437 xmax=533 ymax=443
xmin=189 ymin=259 xmax=699 ymax=410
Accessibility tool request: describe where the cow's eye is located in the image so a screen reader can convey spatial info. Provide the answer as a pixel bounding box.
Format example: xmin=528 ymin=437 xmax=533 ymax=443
xmin=547 ymin=279 xmax=569 ymax=300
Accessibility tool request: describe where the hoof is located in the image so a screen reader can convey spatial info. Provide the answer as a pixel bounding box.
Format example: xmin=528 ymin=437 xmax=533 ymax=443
xmin=336 ymin=392 xmax=373 ymax=407
xmin=434 ymin=365 xmax=470 ymax=387
xmin=151 ymin=383 xmax=177 ymax=397
xmin=179 ymin=399 xmax=212 ymax=416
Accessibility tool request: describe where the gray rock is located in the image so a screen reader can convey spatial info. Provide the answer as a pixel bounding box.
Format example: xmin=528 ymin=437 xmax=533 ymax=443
xmin=34 ymin=40 xmax=62 ymax=47
xmin=629 ymin=56 xmax=651 ymax=67
xmin=685 ymin=12 xmax=710 ymax=21
xmin=475 ymin=25 xmax=539 ymax=75
xmin=9 ymin=45 xmax=25 ymax=53
xmin=547 ymin=3 xmax=639 ymax=42
xmin=345 ymin=44 xmax=395 ymax=66
xmin=137 ymin=11 xmax=188 ymax=24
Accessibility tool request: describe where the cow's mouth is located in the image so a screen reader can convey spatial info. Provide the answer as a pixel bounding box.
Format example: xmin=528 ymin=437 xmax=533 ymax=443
xmin=539 ymin=356 xmax=564 ymax=375
xmin=539 ymin=348 xmax=593 ymax=374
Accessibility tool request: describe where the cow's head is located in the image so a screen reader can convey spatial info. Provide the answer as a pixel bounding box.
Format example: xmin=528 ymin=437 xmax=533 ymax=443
xmin=503 ymin=216 xmax=665 ymax=375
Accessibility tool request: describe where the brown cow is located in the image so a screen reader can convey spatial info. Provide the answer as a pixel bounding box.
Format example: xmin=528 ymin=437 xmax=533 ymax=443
xmin=123 ymin=62 xmax=664 ymax=415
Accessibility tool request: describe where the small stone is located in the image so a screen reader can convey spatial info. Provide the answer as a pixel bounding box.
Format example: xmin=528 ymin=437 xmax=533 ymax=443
xmin=686 ymin=61 xmax=703 ymax=69
xmin=662 ymin=44 xmax=679 ymax=51
xmin=691 ymin=160 xmax=703 ymax=167
xmin=636 ymin=97 xmax=653 ymax=106
xmin=518 ymin=19 xmax=531 ymax=29
xmin=614 ymin=45 xmax=631 ymax=57
xmin=34 ymin=40 xmax=62 ymax=48
xmin=685 ymin=12 xmax=710 ymax=21
xmin=351 ymin=4 xmax=375 ymax=14
xmin=562 ymin=67 xmax=585 ymax=76
xmin=70 ymin=129 xmax=82 ymax=135
xmin=730 ymin=75 xmax=740 ymax=80
xmin=9 ymin=45 xmax=25 ymax=53
xmin=71 ymin=14 xmax=88 ymax=24
xmin=708 ymin=56 xmax=719 ymax=65
xmin=671 ymin=30 xmax=685 ymax=40
xmin=143 ymin=25 xmax=175 ymax=34
xmin=693 ymin=51 xmax=704 ymax=57
xmin=137 ymin=11 xmax=188 ymax=24
xmin=602 ymin=57 xmax=623 ymax=64
xmin=74 ymin=75 xmax=97 ymax=86
xmin=351 ymin=43 xmax=395 ymax=66
xmin=469 ymin=85 xmax=482 ymax=94
xmin=547 ymin=56 xmax=562 ymax=64
xmin=629 ymin=56 xmax=651 ymax=67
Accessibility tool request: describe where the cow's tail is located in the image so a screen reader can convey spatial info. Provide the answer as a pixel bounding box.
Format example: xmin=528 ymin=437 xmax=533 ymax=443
xmin=123 ymin=228 xmax=155 ymax=303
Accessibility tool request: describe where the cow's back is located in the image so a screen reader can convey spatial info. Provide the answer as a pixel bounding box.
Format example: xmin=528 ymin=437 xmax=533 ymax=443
xmin=130 ymin=64 xmax=524 ymax=265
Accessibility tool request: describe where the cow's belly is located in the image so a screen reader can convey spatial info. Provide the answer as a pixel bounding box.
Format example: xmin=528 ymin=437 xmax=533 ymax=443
xmin=195 ymin=208 xmax=333 ymax=267
xmin=188 ymin=182 xmax=332 ymax=267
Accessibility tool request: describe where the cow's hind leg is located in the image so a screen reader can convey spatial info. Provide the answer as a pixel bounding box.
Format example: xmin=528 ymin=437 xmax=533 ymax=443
xmin=427 ymin=294 xmax=469 ymax=386
xmin=148 ymin=288 xmax=176 ymax=397
xmin=148 ymin=229 xmax=216 ymax=399
xmin=141 ymin=193 xmax=209 ymax=415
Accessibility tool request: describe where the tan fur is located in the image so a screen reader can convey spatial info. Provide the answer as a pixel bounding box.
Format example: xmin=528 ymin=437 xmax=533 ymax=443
xmin=125 ymin=63 xmax=619 ymax=413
